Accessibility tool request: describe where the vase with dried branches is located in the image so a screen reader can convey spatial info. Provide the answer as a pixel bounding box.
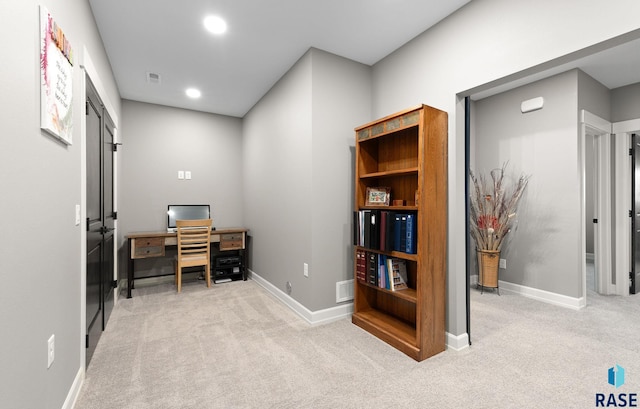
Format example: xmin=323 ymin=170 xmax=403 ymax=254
xmin=469 ymin=163 xmax=530 ymax=291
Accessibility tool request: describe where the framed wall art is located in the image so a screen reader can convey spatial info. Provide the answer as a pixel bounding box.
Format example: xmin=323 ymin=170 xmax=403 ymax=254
xmin=40 ymin=5 xmax=74 ymax=144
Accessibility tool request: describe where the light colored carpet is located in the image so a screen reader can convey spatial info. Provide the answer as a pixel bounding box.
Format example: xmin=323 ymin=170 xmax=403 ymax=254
xmin=74 ymin=278 xmax=640 ymax=409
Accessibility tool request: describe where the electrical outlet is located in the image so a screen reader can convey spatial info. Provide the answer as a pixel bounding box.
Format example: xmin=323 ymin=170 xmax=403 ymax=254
xmin=47 ymin=334 xmax=55 ymax=369
xmin=185 ymin=171 xmax=192 ymax=180
xmin=499 ymin=258 xmax=506 ymax=269
xmin=303 ymin=263 xmax=309 ymax=277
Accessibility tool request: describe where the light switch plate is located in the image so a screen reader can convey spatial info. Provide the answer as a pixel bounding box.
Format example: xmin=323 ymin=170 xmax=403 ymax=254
xmin=47 ymin=334 xmax=55 ymax=368
xmin=185 ymin=171 xmax=192 ymax=180
xmin=178 ymin=171 xmax=185 ymax=179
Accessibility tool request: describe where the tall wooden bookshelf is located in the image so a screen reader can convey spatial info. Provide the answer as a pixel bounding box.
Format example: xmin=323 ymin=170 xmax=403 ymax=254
xmin=352 ymin=104 xmax=447 ymax=361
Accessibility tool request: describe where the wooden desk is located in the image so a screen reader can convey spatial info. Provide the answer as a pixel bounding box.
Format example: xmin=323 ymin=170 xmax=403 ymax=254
xmin=126 ymin=228 xmax=248 ymax=298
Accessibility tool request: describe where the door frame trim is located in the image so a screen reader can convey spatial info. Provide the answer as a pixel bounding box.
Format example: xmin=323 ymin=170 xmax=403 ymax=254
xmin=580 ymin=110 xmax=613 ymax=297
xmin=612 ymin=118 xmax=640 ymax=296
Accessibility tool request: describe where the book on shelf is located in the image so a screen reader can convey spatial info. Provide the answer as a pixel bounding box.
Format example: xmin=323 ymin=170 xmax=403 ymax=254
xmin=392 ymin=212 xmax=417 ymax=254
xmin=353 ymin=211 xmax=359 ymax=246
xmin=379 ymin=210 xmax=395 ymax=252
xmin=405 ymin=213 xmax=417 ymax=254
xmin=355 ymin=210 xmax=415 ymax=254
xmin=370 ymin=210 xmax=379 ymax=249
xmin=387 ymin=258 xmax=409 ymax=291
xmin=363 ymin=210 xmax=371 ymax=248
xmin=367 ymin=252 xmax=377 ymax=286
xmin=378 ymin=254 xmax=392 ymax=290
xmin=379 ymin=211 xmax=388 ymax=252
xmin=354 ymin=209 xmax=379 ymax=249
xmin=355 ymin=248 xmax=367 ymax=282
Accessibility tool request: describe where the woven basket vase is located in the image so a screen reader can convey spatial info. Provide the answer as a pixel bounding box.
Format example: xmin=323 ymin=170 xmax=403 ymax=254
xmin=477 ymin=249 xmax=500 ymax=288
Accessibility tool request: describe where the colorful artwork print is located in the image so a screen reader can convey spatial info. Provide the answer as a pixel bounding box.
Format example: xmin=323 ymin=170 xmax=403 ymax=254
xmin=365 ymin=187 xmax=391 ymax=206
xmin=40 ymin=6 xmax=74 ymax=144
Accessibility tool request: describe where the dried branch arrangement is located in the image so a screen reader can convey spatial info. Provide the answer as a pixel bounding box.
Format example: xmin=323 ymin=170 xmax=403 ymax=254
xmin=469 ymin=163 xmax=530 ymax=251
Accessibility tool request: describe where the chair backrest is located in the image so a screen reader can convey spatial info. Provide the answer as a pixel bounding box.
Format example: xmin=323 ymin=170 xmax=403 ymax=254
xmin=176 ymin=219 xmax=212 ymax=262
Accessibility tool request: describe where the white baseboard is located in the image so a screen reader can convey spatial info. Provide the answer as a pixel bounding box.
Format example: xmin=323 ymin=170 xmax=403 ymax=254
xmin=498 ymin=280 xmax=586 ymax=310
xmin=249 ymin=270 xmax=354 ymax=326
xmin=250 ymin=270 xmax=468 ymax=350
xmin=470 ymin=274 xmax=585 ymax=310
xmin=64 ymin=367 xmax=84 ymax=409
xmin=447 ymin=332 xmax=470 ymax=351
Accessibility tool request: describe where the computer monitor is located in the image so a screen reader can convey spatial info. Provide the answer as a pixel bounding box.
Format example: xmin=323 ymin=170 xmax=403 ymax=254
xmin=167 ymin=205 xmax=210 ymax=231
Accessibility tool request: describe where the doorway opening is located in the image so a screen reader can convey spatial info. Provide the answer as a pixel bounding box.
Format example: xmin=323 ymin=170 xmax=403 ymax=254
xmin=581 ymin=111 xmax=613 ymax=299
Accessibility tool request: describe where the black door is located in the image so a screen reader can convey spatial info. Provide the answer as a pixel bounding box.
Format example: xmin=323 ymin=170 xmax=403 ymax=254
xmin=102 ymin=114 xmax=115 ymax=328
xmin=85 ymin=77 xmax=115 ymax=365
xmin=632 ymin=134 xmax=639 ymax=294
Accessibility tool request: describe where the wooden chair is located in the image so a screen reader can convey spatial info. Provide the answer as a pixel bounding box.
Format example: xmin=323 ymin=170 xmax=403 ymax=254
xmin=175 ymin=219 xmax=212 ymax=292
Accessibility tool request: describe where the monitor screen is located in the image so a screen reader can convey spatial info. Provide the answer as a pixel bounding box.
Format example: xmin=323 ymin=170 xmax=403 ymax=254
xmin=167 ymin=205 xmax=210 ymax=229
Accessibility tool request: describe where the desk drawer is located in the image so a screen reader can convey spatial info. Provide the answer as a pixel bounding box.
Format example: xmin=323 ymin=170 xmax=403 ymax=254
xmin=133 ymin=237 xmax=165 ymax=258
xmin=220 ymin=233 xmax=243 ymax=251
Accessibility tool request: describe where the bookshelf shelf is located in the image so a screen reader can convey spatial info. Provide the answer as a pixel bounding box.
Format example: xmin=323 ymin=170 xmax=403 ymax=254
xmin=357 ymin=280 xmax=417 ymax=303
xmin=353 ymin=104 xmax=447 ymax=362
xmin=352 ymin=309 xmax=419 ymax=359
xmin=354 ymin=245 xmax=419 ymax=262
xmin=359 ymin=167 xmax=419 ymax=179
xmin=360 ymin=206 xmax=419 ymax=212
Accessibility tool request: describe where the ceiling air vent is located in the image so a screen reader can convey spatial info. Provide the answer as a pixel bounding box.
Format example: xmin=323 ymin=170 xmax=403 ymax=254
xmin=146 ymin=72 xmax=161 ymax=84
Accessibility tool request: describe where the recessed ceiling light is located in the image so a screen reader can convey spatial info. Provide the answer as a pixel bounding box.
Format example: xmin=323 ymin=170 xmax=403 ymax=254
xmin=185 ymin=88 xmax=201 ymax=98
xmin=204 ymin=15 xmax=227 ymax=35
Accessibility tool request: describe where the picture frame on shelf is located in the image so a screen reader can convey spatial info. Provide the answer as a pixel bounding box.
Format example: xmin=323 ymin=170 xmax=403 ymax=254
xmin=365 ymin=187 xmax=391 ymax=206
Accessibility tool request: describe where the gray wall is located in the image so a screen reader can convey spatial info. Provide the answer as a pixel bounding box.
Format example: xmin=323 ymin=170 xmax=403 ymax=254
xmin=310 ymin=50 xmax=372 ymax=309
xmin=474 ymin=71 xmax=581 ymax=297
xmin=243 ymin=48 xmax=371 ymax=311
xmin=578 ymin=71 xmax=611 ymax=121
xmin=119 ymin=100 xmax=243 ymax=277
xmin=243 ymin=50 xmax=313 ymax=305
xmin=611 ymin=82 xmax=640 ymax=122
xmin=0 ymin=0 xmax=120 ymax=408
xmin=370 ymin=0 xmax=640 ymax=336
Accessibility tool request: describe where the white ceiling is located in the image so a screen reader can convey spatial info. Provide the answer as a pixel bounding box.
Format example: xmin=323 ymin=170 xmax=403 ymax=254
xmin=88 ymin=0 xmax=471 ymax=117
xmin=89 ymin=1 xmax=640 ymax=116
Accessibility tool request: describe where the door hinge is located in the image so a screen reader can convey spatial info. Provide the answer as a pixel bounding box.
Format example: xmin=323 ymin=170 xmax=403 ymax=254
xmin=85 ymin=101 xmax=89 ymax=116
xmin=593 ymin=219 xmax=598 ymax=223
xmin=113 ymin=142 xmax=122 ymax=152
xmin=112 ymin=280 xmax=118 ymax=289
xmin=630 ymin=148 xmax=633 ymax=156
xmin=631 ymin=210 xmax=633 ymax=218
xmin=113 ymin=211 xmax=118 ymax=220
xmin=86 ymin=218 xmax=90 ymax=232
xmin=85 ymin=334 xmax=89 ymax=349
